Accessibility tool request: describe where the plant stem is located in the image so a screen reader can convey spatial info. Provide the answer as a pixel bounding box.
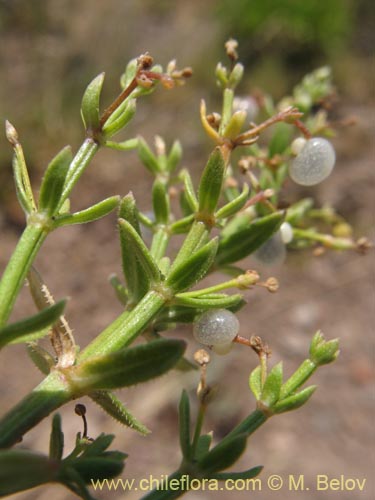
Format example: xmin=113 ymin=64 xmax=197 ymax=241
xmin=0 ymin=224 xmax=47 ymax=327
xmin=0 ymin=370 xmax=72 ymax=449
xmin=222 ymin=409 xmax=267 ymax=441
xmin=78 ymin=290 xmax=166 ymax=360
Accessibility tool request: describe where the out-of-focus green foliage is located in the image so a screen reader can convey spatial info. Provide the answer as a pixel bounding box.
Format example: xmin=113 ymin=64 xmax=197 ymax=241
xmin=217 ymin=0 xmax=355 ymax=61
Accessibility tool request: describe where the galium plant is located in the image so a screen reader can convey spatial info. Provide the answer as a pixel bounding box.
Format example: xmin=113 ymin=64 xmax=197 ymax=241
xmin=0 ymin=40 xmax=370 ymax=499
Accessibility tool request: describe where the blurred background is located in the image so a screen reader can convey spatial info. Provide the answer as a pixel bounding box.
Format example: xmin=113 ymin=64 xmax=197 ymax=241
xmin=0 ymin=1 xmax=374 ymax=499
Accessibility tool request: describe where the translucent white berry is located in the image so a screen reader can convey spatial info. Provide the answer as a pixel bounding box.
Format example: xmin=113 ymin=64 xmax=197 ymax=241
xmin=253 ymin=231 xmax=286 ymax=266
xmin=212 ymin=342 xmax=234 ymax=355
xmin=193 ymin=309 xmax=239 ymax=346
xmin=290 ymin=137 xmax=307 ymax=156
xmin=289 ymin=137 xmax=336 ymax=186
xmin=280 ymin=222 xmax=294 ymax=244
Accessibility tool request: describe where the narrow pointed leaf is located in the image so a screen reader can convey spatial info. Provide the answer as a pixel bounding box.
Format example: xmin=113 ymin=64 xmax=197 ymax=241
xmin=197 ymin=433 xmax=247 ymax=474
xmin=274 ymin=385 xmax=317 ymax=414
xmin=167 ymin=140 xmax=182 ymax=172
xmin=26 ymin=342 xmax=55 ymax=374
xmin=138 ymin=136 xmax=160 ymax=173
xmin=73 ymin=339 xmax=186 ymax=391
xmin=198 ymin=148 xmax=225 ymax=215
xmin=286 ymin=198 xmax=314 ymax=225
xmin=249 ymin=365 xmax=262 ymax=401
xmin=175 ymin=293 xmax=244 ymax=310
xmin=170 ymin=214 xmax=195 ymax=234
xmin=102 ymin=99 xmax=136 ymax=138
xmin=0 ymin=300 xmax=66 ymax=348
xmin=119 ymin=194 xmax=149 ymax=301
xmin=105 ymin=138 xmax=138 ymax=151
xmin=109 ymin=274 xmax=128 ymax=306
xmin=90 ymin=391 xmax=150 ymax=435
xmin=49 ymin=413 xmax=64 ymax=460
xmin=152 ymin=179 xmax=170 ymax=224
xmin=52 ymin=196 xmax=120 ymax=227
xmin=12 ymin=154 xmax=32 ymax=214
xmin=194 ymin=434 xmax=212 ymax=460
xmin=180 ymin=169 xmax=198 ymax=213
xmin=179 ymin=390 xmax=191 ymax=459
xmin=210 ymin=465 xmax=263 ymax=481
xmin=81 ymin=72 xmax=105 ymax=132
xmin=0 ymin=450 xmax=57 ymax=495
xmin=119 ymin=219 xmax=162 ymax=284
xmin=166 ymin=238 xmax=218 ymax=292
xmin=39 ymin=147 xmax=72 ymax=215
xmin=260 ymin=362 xmax=283 ymax=407
xmin=216 ymin=211 xmax=284 ymax=266
xmin=215 ymin=183 xmax=250 ymax=219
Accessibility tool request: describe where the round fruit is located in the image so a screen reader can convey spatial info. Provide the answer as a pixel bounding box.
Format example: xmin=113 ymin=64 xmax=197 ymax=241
xmin=280 ymin=222 xmax=294 ymax=244
xmin=193 ymin=309 xmax=239 ymax=346
xmin=289 ymin=137 xmax=336 ymax=186
xmin=253 ymin=231 xmax=286 ymax=266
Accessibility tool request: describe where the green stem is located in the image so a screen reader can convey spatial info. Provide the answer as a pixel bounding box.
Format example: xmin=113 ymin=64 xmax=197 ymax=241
xmin=79 ymin=290 xmax=166 ymax=360
xmin=219 ymin=88 xmax=234 ymax=135
xmin=293 ymin=228 xmax=355 ymax=250
xmin=222 ymin=409 xmax=267 ymax=442
xmin=0 ymin=370 xmax=72 ymax=449
xmin=0 ymin=224 xmax=47 ymax=327
xmin=59 ymin=138 xmax=99 ymax=209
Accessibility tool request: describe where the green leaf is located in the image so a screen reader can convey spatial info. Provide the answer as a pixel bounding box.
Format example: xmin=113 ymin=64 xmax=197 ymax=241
xmin=65 ymin=456 xmax=125 ymax=483
xmin=73 ymin=339 xmax=186 ymax=391
xmin=0 ymin=450 xmax=57 ymax=495
xmin=198 ymin=148 xmax=225 ymax=215
xmin=167 ymin=140 xmax=182 ymax=172
xmin=102 ymin=99 xmax=136 ymax=138
xmin=309 ymin=331 xmax=340 ymax=366
xmin=80 ymin=72 xmax=105 ymax=132
xmin=197 ymin=433 xmax=247 ymax=474
xmin=210 ymin=465 xmax=263 ymax=481
xmin=118 ymin=193 xmax=149 ymax=302
xmin=105 ymin=138 xmax=139 ymax=151
xmin=39 ymin=147 xmax=72 ymax=216
xmin=169 ymin=214 xmax=195 ymax=234
xmin=249 ymin=365 xmax=262 ymax=401
xmin=179 ymin=390 xmax=191 ymax=459
xmin=152 ymin=179 xmax=170 ymax=224
xmin=109 ymin=274 xmax=128 ymax=306
xmin=174 ymin=293 xmax=244 ymax=310
xmin=49 ymin=413 xmax=64 ymax=460
xmin=138 ymin=136 xmax=160 ymax=174
xmin=215 ymin=183 xmax=249 ymax=219
xmin=179 ymin=169 xmax=198 ymax=214
xmin=53 ymin=196 xmax=120 ymax=227
xmin=194 ymin=433 xmax=212 ymax=460
xmin=274 ymin=386 xmax=317 ymax=414
xmin=0 ymin=300 xmax=66 ymax=349
xmin=166 ymin=238 xmax=218 ymax=292
xmin=26 ymin=342 xmax=55 ymax=374
xmin=119 ymin=219 xmax=162 ymax=284
xmin=269 ymin=122 xmax=292 ymax=156
xmin=260 ymin=362 xmax=283 ymax=407
xmin=90 ymin=391 xmax=150 ymax=435
xmin=223 ymin=110 xmax=247 ymax=139
xmin=215 ymin=211 xmax=284 ymax=266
